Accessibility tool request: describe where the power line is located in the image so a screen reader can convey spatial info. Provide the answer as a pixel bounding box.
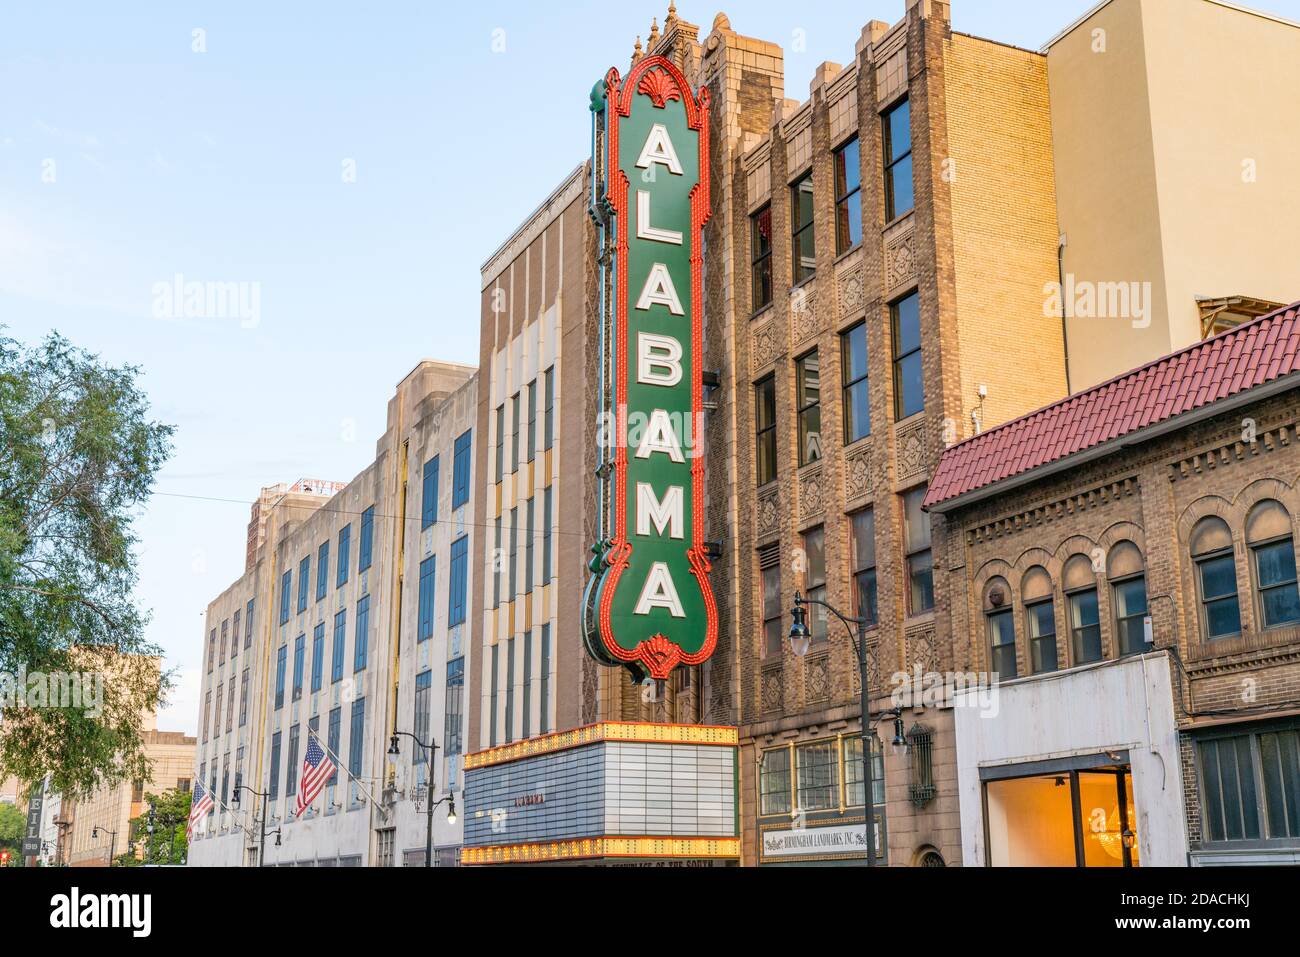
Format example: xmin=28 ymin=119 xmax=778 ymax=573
xmin=151 ymin=489 xmax=594 ymax=539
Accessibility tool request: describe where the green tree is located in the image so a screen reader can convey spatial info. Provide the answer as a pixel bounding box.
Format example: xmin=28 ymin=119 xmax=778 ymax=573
xmin=0 ymin=331 xmax=174 ymax=798
xmin=0 ymin=801 xmax=24 ymax=860
xmin=124 ymin=786 xmax=191 ymax=865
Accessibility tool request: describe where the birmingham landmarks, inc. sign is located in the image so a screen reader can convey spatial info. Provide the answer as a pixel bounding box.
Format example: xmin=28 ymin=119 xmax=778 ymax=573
xmin=585 ymin=55 xmax=717 ymax=682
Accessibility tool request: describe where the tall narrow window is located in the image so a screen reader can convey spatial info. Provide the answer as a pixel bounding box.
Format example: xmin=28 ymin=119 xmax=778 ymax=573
xmin=331 ymin=609 xmax=346 ymax=683
xmin=1248 ymin=501 xmax=1300 ymax=629
xmin=1109 ymin=542 xmax=1149 ymax=656
xmin=444 ymin=657 xmax=464 ymax=757
xmin=523 ymin=630 xmax=533 ymax=740
xmin=985 ymin=579 xmax=1016 ymax=679
xmin=413 ymin=670 xmax=432 ymax=765
xmin=226 ymin=678 xmax=235 ymax=732
xmin=292 ymin=633 xmax=305 ymax=701
xmin=348 ymin=697 xmax=365 ymax=780
xmin=803 ymin=525 xmax=827 ymax=643
xmin=891 ymin=292 xmax=923 ymax=420
xmin=208 ymin=629 xmax=215 ymax=673
xmin=316 ymin=541 xmax=330 ymax=601
xmin=525 ymin=497 xmax=535 ymax=595
xmin=239 ymin=668 xmax=249 ymax=726
xmin=493 ymin=517 xmax=502 ymax=609
xmin=834 ymin=137 xmax=862 ymax=253
xmin=422 ymin=455 xmax=439 ymax=530
xmin=244 ymin=599 xmax=254 ymax=649
xmin=510 ymin=393 xmax=521 ymax=474
xmin=508 ymin=506 xmax=519 ymax=600
xmin=751 ymin=205 xmax=773 ymax=310
xmin=232 ymin=610 xmax=240 ymax=660
xmin=755 ymin=375 xmax=777 ymax=486
xmin=269 ymin=733 xmax=281 ymax=800
xmin=285 ymin=725 xmax=300 ymax=797
xmin=543 ymin=367 xmax=555 ymax=451
xmin=494 ymin=405 xmax=506 ymax=484
xmin=337 ymin=524 xmax=351 ymax=587
xmin=279 ymin=570 xmax=291 ymax=625
xmin=449 ymin=535 xmax=469 ymax=627
xmin=542 ymin=485 xmax=553 ymax=584
xmin=760 ymin=543 xmax=783 ymax=657
xmin=220 ymin=619 xmax=228 ymax=664
xmin=311 ymin=623 xmax=324 ymax=693
xmin=796 ymin=351 xmax=821 ymax=466
xmin=505 ymin=639 xmax=515 ymax=744
xmin=791 ymin=172 xmax=816 ymax=284
xmin=903 ymin=487 xmax=933 ymax=615
xmin=526 ymin=379 xmax=538 ymax=464
xmin=539 ymin=624 xmax=551 ymax=735
xmin=326 ymin=707 xmax=341 ymax=785
xmin=417 ymin=556 xmax=436 ymax=643
xmin=452 ymin=429 xmax=472 ymax=509
xmin=358 ymin=505 xmax=375 ymax=572
xmin=274 ymin=645 xmax=286 ymax=710
xmin=1064 ymin=554 xmax=1102 ymax=664
xmin=354 ymin=596 xmax=369 ymax=671
xmin=297 ymin=556 xmax=309 ymax=613
xmin=841 ymin=322 xmax=870 ymax=444
xmin=883 ymin=98 xmax=913 ymax=220
xmin=490 ymin=643 xmax=499 ymax=747
xmin=851 ymin=508 xmax=878 ymax=627
xmin=1022 ymin=567 xmax=1057 ymax=674
xmin=1192 ymin=517 xmax=1241 ymax=640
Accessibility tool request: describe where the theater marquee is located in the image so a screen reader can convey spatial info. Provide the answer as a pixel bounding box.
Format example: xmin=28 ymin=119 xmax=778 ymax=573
xmin=585 ymin=55 xmax=716 ymax=682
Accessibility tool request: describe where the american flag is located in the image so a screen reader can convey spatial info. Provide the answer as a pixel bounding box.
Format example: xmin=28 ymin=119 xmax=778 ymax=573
xmin=295 ymin=731 xmax=336 ymax=817
xmin=187 ymin=781 xmax=214 ymax=840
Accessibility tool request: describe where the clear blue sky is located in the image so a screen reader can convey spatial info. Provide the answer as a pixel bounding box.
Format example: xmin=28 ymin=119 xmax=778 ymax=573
xmin=4 ymin=0 xmax=1298 ymax=734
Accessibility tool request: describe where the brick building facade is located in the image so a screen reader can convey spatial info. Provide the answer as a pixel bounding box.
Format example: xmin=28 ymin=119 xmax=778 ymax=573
xmin=928 ymin=306 xmax=1300 ymax=865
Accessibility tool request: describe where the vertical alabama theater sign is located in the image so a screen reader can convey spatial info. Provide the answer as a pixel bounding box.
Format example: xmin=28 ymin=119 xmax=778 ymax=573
xmin=584 ymin=56 xmax=717 ymax=682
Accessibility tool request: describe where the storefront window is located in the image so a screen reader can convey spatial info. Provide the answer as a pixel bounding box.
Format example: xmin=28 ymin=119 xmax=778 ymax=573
xmin=759 ymin=747 xmax=791 ymax=816
xmin=795 ymin=740 xmax=838 ymax=811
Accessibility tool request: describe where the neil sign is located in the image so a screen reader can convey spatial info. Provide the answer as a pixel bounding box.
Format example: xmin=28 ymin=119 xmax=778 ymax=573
xmin=586 ymin=55 xmax=716 ymax=681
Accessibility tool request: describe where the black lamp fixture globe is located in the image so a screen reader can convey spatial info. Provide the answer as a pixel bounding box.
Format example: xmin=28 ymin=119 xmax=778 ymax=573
xmin=788 ymin=596 xmax=812 ymax=657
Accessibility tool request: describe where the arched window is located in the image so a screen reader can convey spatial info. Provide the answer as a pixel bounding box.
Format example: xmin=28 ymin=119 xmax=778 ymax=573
xmin=1191 ymin=516 xmax=1241 ymax=640
xmin=1021 ymin=567 xmax=1057 ymax=674
xmin=1063 ymin=554 xmax=1101 ymax=665
xmin=1247 ymin=501 xmax=1300 ymax=630
xmin=984 ymin=577 xmax=1016 ymax=680
xmin=1108 ymin=541 xmax=1149 ymax=656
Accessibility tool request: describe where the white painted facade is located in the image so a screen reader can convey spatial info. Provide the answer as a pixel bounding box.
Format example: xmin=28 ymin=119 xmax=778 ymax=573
xmin=953 ymin=651 xmax=1188 ymax=867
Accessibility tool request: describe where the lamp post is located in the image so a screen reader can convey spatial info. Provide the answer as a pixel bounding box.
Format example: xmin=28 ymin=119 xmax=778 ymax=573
xmin=388 ymin=731 xmax=456 ymax=867
xmin=91 ymin=826 xmax=117 ymax=867
xmin=789 ymin=590 xmax=884 ymax=867
xmin=231 ymin=784 xmax=271 ymax=866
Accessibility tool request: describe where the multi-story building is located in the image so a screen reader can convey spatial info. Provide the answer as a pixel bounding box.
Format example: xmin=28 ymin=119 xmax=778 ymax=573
xmin=65 ymin=707 xmax=195 ymax=866
xmin=189 ymin=361 xmax=477 ymax=867
xmin=1046 ymin=0 xmax=1300 ymax=388
xmin=927 ymin=304 xmax=1300 ymax=866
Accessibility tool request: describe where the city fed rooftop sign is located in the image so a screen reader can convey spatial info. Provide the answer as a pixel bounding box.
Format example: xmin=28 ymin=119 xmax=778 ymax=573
xmin=586 ymin=56 xmax=716 ymax=681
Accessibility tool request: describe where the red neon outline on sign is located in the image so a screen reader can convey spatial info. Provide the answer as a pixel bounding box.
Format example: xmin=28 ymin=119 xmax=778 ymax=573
xmin=597 ymin=56 xmax=715 ymax=680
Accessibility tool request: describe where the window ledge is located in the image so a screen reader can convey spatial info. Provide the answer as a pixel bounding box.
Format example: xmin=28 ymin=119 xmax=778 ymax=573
xmin=751 ymin=303 xmax=775 ymax=323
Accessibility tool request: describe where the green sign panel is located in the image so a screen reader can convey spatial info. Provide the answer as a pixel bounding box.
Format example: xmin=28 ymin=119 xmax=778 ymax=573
xmin=585 ymin=56 xmax=716 ymax=681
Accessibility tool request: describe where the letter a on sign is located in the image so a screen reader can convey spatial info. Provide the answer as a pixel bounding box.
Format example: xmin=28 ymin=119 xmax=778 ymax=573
xmin=588 ymin=54 xmax=717 ymax=680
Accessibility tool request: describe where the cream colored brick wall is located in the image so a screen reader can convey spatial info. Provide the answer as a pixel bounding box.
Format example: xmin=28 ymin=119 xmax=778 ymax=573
xmin=945 ymin=34 xmax=1067 ymax=434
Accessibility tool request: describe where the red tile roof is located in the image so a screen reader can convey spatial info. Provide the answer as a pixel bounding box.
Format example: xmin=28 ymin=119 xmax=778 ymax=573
xmin=924 ymin=303 xmax=1300 ymax=511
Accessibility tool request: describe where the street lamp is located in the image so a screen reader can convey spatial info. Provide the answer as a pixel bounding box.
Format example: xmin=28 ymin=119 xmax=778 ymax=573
xmin=790 ymin=590 xmax=882 ymax=867
xmin=231 ymin=783 xmax=273 ymax=867
xmin=91 ymin=826 xmax=118 ymax=867
xmin=388 ymin=731 xmax=456 ymax=867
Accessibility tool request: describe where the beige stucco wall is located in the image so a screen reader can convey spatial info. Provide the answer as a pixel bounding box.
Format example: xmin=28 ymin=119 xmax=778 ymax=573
xmin=1049 ymin=0 xmax=1300 ymax=389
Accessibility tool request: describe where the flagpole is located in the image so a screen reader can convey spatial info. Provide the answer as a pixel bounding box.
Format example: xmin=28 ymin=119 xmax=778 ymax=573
xmin=307 ymin=726 xmax=385 ymax=813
